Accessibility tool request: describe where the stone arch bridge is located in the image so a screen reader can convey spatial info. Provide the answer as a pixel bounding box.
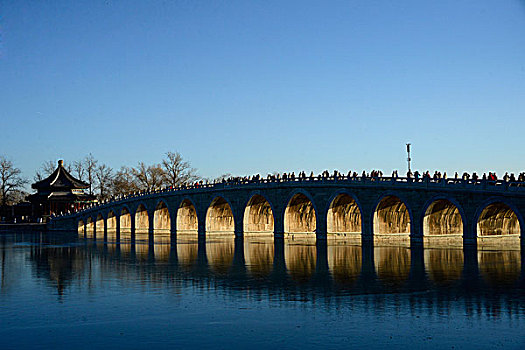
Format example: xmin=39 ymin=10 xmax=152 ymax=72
xmin=50 ymin=176 xmax=525 ymax=248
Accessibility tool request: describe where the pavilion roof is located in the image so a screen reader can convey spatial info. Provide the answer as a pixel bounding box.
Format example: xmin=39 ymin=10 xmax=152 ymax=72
xmin=32 ymin=160 xmax=90 ymax=190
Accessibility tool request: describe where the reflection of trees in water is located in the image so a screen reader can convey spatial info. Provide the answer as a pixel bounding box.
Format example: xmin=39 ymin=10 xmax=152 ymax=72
xmin=328 ymin=245 xmax=361 ymax=285
xmin=244 ymin=239 xmax=274 ymax=278
xmin=285 ymin=243 xmax=316 ymax=283
xmin=206 ymin=239 xmax=235 ymax=275
xmin=425 ymin=249 xmax=463 ymax=285
xmin=29 ymin=246 xmax=85 ymax=296
xmin=374 ymin=247 xmax=410 ymax=286
xmin=478 ymin=250 xmax=521 ymax=286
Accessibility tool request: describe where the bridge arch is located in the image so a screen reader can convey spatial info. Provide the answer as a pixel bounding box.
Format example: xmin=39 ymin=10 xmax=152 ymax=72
xmin=206 ymin=196 xmax=235 ymax=235
xmin=284 ymin=189 xmax=317 ymax=234
xmin=95 ymin=213 xmax=105 ymax=238
xmin=77 ymin=219 xmax=85 ymax=237
xmin=153 ymin=200 xmax=171 ymax=233
xmin=372 ymin=194 xmax=412 ymax=236
xmin=421 ymin=196 xmax=465 ymax=236
xmin=120 ymin=206 xmax=132 ymax=236
xmin=86 ymin=216 xmax=95 ymax=238
xmin=177 ymin=198 xmax=198 ymax=234
xmin=326 ymin=190 xmax=362 ymax=236
xmin=107 ymin=210 xmax=117 ymax=231
xmin=135 ymin=203 xmax=149 ymax=234
xmin=243 ymin=193 xmax=275 ymax=235
xmin=475 ymin=199 xmax=523 ymax=237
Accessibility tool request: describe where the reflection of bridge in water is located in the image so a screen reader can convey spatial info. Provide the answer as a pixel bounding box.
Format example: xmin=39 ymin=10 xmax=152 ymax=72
xmin=50 ymin=175 xmax=525 ymax=248
xmin=25 ymin=234 xmax=525 ymax=319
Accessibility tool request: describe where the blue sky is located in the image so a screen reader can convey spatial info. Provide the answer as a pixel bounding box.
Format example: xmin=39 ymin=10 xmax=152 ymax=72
xmin=1 ymin=0 xmax=525 ymax=182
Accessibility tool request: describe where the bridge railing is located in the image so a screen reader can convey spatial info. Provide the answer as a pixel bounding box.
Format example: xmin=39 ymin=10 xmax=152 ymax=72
xmin=51 ymin=175 xmax=525 ymax=220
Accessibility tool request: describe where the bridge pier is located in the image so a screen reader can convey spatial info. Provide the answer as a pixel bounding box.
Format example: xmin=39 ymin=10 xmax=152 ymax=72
xmin=361 ymin=211 xmax=373 ymax=245
xmin=170 ymin=209 xmax=177 ymax=246
xmin=148 ymin=212 xmax=154 ymax=246
xmin=463 ymin=217 xmax=478 ymax=249
xmin=115 ymin=215 xmax=120 ymax=243
xmin=410 ymin=217 xmax=423 ymax=249
xmin=103 ymin=217 xmax=108 ymax=242
xmin=130 ymin=214 xmax=136 ymax=244
xmin=198 ymin=213 xmax=206 ymax=239
xmin=273 ymin=216 xmax=285 ymax=239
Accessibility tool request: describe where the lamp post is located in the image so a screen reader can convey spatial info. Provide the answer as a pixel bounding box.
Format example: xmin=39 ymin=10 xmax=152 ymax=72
xmin=406 ymin=143 xmax=412 ymax=174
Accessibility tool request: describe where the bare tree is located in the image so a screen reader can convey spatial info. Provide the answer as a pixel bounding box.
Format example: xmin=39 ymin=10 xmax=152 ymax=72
xmin=34 ymin=160 xmax=57 ymax=182
xmin=95 ymin=164 xmax=113 ymax=200
xmin=73 ymin=160 xmax=86 ymax=182
xmin=111 ymin=166 xmax=139 ymax=196
xmin=133 ymin=162 xmax=166 ymax=191
xmin=34 ymin=159 xmax=74 ymax=182
xmin=83 ymin=154 xmax=98 ymax=195
xmin=162 ymin=151 xmax=199 ymax=187
xmin=0 ymin=156 xmax=27 ymax=207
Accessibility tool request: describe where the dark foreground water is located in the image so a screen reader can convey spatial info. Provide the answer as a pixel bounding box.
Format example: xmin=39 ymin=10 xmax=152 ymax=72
xmin=1 ymin=232 xmax=525 ymax=349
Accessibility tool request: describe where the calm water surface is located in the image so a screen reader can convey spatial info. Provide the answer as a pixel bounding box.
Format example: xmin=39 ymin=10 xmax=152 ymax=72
xmin=1 ymin=232 xmax=524 ymax=349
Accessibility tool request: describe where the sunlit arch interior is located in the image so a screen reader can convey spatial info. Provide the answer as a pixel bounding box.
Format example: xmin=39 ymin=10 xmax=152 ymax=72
xmin=154 ymin=201 xmax=171 ymax=233
xmin=107 ymin=211 xmax=117 ymax=232
xmin=243 ymin=194 xmax=274 ymax=235
xmin=135 ymin=204 xmax=149 ymax=235
xmin=95 ymin=213 xmax=104 ymax=238
xmin=423 ymin=199 xmax=463 ymax=235
xmin=373 ymin=196 xmax=411 ymax=234
xmin=177 ymin=199 xmax=198 ymax=235
xmin=106 ymin=211 xmax=117 ymax=241
xmin=284 ymin=193 xmax=316 ymax=234
xmin=327 ymin=194 xmax=362 ymax=234
xmin=120 ymin=207 xmax=132 ymax=238
xmin=86 ymin=216 xmax=94 ymax=238
xmin=77 ymin=219 xmax=85 ymax=237
xmin=477 ymin=202 xmax=521 ymax=236
xmin=206 ymin=197 xmax=235 ymax=235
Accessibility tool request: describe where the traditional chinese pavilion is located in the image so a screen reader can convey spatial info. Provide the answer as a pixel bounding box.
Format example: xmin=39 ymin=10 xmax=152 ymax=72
xmin=27 ymin=160 xmax=97 ymax=219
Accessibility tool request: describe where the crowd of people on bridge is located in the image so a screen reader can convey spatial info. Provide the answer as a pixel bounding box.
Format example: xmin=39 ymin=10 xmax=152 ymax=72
xmin=53 ymin=168 xmax=525 ymax=218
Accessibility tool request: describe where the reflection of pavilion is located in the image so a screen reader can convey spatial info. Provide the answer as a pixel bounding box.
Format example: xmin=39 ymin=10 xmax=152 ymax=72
xmin=29 ymin=244 xmax=85 ymax=296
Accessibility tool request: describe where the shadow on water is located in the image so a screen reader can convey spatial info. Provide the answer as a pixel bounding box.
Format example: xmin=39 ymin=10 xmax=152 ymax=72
xmin=2 ymin=231 xmax=525 ymax=318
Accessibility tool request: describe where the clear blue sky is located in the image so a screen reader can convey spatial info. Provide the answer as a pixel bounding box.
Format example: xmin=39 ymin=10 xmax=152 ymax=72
xmin=1 ymin=0 xmax=525 ymax=182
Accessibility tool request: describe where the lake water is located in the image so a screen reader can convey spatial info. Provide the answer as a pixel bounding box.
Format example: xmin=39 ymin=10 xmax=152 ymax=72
xmin=1 ymin=232 xmax=524 ymax=349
